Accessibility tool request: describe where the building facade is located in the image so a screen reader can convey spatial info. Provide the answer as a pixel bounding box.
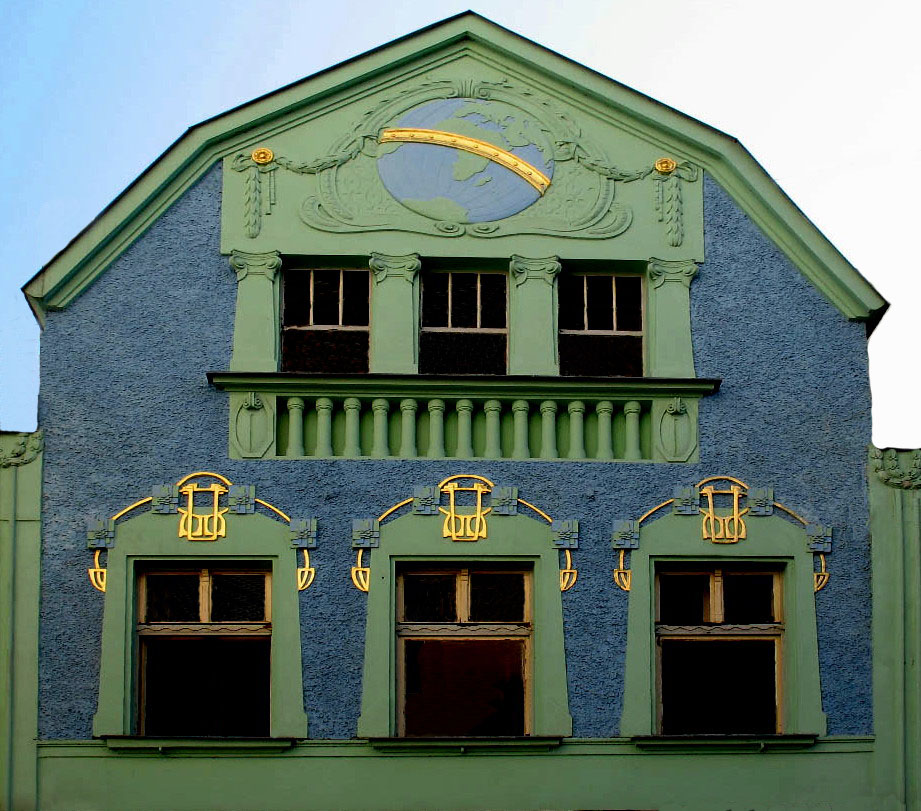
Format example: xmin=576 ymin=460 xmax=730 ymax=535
xmin=2 ymin=13 xmax=919 ymax=811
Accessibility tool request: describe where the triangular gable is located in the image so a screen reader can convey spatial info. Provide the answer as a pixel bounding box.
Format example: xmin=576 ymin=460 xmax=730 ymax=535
xmin=22 ymin=12 xmax=886 ymax=327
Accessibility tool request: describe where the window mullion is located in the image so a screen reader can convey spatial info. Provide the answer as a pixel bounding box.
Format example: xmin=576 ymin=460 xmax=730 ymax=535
xmin=338 ymin=269 xmax=344 ymax=327
xmin=711 ymin=570 xmax=724 ymax=624
xmin=612 ymin=276 xmax=618 ymax=332
xmin=200 ymin=569 xmax=211 ymax=623
xmin=458 ymin=569 xmax=470 ymax=623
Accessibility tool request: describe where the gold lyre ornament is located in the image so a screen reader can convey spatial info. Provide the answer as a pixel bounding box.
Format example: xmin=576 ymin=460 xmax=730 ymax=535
xmin=177 ymin=476 xmax=229 ymax=541
xmin=438 ymin=475 xmax=493 ymax=542
xmin=700 ymin=483 xmax=750 ymax=543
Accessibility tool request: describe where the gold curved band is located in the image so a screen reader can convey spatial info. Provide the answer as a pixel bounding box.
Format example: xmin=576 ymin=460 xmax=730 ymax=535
xmin=379 ymin=128 xmax=551 ymax=194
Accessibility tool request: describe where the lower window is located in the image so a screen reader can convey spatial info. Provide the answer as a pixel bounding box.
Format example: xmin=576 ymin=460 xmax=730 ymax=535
xmin=137 ymin=566 xmax=271 ymax=736
xmin=656 ymin=564 xmax=782 ymax=735
xmin=397 ymin=564 xmax=530 ymax=736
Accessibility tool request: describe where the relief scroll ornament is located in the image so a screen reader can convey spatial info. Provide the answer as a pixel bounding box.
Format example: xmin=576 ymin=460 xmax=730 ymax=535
xmin=231 ymin=79 xmax=699 ymax=243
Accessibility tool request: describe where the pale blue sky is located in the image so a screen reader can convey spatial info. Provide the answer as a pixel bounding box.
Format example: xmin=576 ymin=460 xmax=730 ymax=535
xmin=2 ymin=0 xmax=918 ymax=444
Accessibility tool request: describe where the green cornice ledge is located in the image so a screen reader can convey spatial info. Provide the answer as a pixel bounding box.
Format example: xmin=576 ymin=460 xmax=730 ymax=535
xmin=21 ymin=12 xmax=887 ymax=327
xmin=207 ymin=372 xmax=721 ymax=399
xmin=631 ymin=734 xmax=819 ymax=753
xmin=101 ymin=737 xmax=297 ymax=754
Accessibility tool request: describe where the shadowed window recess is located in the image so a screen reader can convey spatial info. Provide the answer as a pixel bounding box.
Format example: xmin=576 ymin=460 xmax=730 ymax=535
xmin=558 ymin=272 xmax=643 ymax=376
xmin=420 ymin=271 xmax=507 ymax=374
xmin=136 ymin=566 xmax=272 ymax=737
xmin=655 ymin=565 xmax=782 ymax=735
xmin=397 ymin=564 xmax=530 ymax=736
xmin=282 ymin=268 xmax=370 ymax=373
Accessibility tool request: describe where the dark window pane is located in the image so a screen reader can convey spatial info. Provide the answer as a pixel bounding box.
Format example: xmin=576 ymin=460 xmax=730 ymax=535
xmin=211 ymin=574 xmax=266 ymax=622
xmin=559 ymin=334 xmax=643 ymax=376
xmin=341 ymin=271 xmax=369 ymax=326
xmin=145 ymin=575 xmax=200 ymax=623
xmin=402 ymin=575 xmax=457 ymax=622
xmin=660 ymin=640 xmax=776 ymax=734
xmin=419 ymin=332 xmax=506 ymax=375
xmin=585 ymin=276 xmax=614 ymax=330
xmin=450 ymin=273 xmax=478 ymax=328
xmin=282 ymin=330 xmax=369 ymax=373
xmin=422 ymin=273 xmax=449 ymax=328
xmin=142 ymin=638 xmax=270 ymax=736
xmin=658 ymin=574 xmax=710 ymax=624
xmin=558 ymin=274 xmax=584 ymax=331
xmin=479 ymin=274 xmax=507 ymax=329
xmin=282 ymin=271 xmax=312 ymax=326
xmin=404 ymin=640 xmax=524 ymax=736
xmin=723 ymin=574 xmax=776 ymax=624
xmin=615 ymin=276 xmax=643 ymax=331
xmin=311 ymin=271 xmax=340 ymax=325
xmin=469 ymin=573 xmax=525 ymax=622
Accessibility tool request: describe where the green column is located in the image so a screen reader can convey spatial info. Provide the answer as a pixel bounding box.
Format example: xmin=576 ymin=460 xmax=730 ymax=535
xmin=369 ymin=253 xmax=421 ymax=374
xmin=0 ymin=432 xmax=42 ymax=811
xmin=646 ymin=258 xmax=698 ymax=377
xmin=229 ymin=250 xmax=282 ymax=371
xmin=508 ymin=255 xmax=561 ymax=376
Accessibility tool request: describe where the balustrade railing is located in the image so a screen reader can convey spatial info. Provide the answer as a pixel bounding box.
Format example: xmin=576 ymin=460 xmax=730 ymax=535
xmin=209 ymin=373 xmax=720 ymax=463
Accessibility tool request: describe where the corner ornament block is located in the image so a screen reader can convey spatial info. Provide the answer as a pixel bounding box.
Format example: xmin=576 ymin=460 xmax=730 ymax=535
xmin=611 ymin=476 xmax=832 ymax=593
xmin=85 ymin=471 xmax=316 ymax=592
xmin=349 ymin=474 xmax=578 ymax=593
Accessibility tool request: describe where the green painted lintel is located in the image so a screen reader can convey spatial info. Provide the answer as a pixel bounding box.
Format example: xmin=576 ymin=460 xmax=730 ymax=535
xmin=207 ymin=371 xmax=721 ymax=400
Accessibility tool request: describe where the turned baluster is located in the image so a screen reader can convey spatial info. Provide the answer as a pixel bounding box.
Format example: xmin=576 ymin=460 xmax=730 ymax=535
xmin=540 ymin=401 xmax=558 ymax=459
xmin=286 ymin=397 xmax=305 ymax=457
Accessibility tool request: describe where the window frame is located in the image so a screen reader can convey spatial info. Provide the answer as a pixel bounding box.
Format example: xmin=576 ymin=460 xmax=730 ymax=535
xmin=93 ymin=510 xmax=308 ymax=740
xmin=395 ymin=565 xmax=533 ymax=737
xmin=654 ymin=566 xmax=784 ymax=735
xmin=620 ymin=512 xmax=826 ymax=738
xmin=356 ymin=511 xmax=571 ymax=740
xmin=558 ymin=271 xmax=645 ymax=338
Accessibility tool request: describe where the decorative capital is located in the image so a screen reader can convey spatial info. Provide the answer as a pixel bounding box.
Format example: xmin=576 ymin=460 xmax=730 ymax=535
xmin=672 ymin=485 xmax=700 ymax=515
xmin=490 ymin=486 xmax=519 ymax=516
xmin=412 ymin=486 xmax=439 ymax=515
xmin=150 ymin=484 xmax=179 ymax=514
xmin=230 ymin=250 xmax=282 ymax=282
xmin=0 ymin=431 xmax=43 ymax=468
xmin=369 ymin=252 xmax=421 ymax=284
xmin=87 ymin=518 xmax=116 ymax=549
xmin=551 ymin=520 xmax=580 ymax=549
xmin=509 ymin=255 xmax=561 ymax=287
xmin=289 ymin=518 xmax=318 ymax=549
xmin=228 ymin=485 xmax=256 ymax=514
xmin=748 ymin=487 xmax=774 ymax=517
xmin=647 ymin=258 xmax=698 ymax=289
xmin=352 ymin=518 xmax=381 ymax=548
xmin=806 ymin=524 xmax=833 ymax=554
xmin=611 ymin=519 xmax=640 ymax=549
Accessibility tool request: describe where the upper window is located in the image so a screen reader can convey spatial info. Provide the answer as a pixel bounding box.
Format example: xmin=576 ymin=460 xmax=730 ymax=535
xmin=281 ymin=268 xmax=370 ymax=373
xmin=137 ymin=566 xmax=272 ymax=736
xmin=420 ymin=271 xmax=507 ymax=375
xmin=558 ymin=273 xmax=643 ymax=376
xmin=397 ymin=564 xmax=530 ymax=737
xmin=656 ymin=564 xmax=782 ymax=735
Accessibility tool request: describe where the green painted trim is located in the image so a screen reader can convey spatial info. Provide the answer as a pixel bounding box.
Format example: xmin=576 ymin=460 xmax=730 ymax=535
xmin=22 ymin=14 xmax=885 ymax=325
xmin=356 ymin=510 xmax=571 ymax=739
xmin=368 ymin=253 xmax=421 ymax=375
xmin=645 ymin=258 xmax=697 ymax=377
xmin=208 ymin=372 xmax=720 ymax=398
xmin=93 ymin=511 xmax=309 ymax=739
xmin=631 ymin=734 xmax=817 ymax=752
xmin=102 ymin=737 xmax=297 ymax=753
xmin=620 ymin=511 xmax=826 ymax=738
xmin=366 ymin=737 xmax=562 ymax=753
xmin=229 ymin=251 xmax=282 ymax=372
xmin=869 ymin=446 xmax=921 ymax=810
xmin=507 ymin=256 xmax=560 ymax=376
xmin=0 ymin=432 xmax=42 ymax=811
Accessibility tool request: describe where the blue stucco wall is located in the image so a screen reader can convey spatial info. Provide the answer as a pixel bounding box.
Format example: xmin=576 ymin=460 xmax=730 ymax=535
xmin=37 ymin=167 xmax=872 ymax=739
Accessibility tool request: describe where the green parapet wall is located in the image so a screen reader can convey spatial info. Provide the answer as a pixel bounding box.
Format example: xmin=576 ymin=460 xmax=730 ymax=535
xmin=0 ymin=431 xmax=43 ymax=811
xmin=869 ymin=446 xmax=921 ymax=811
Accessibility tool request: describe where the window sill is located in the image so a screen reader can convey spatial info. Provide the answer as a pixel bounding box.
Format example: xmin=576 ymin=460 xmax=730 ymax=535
xmin=365 ymin=736 xmax=563 ymax=754
xmin=101 ymin=736 xmax=298 ymax=754
xmin=631 ymin=734 xmax=818 ymax=753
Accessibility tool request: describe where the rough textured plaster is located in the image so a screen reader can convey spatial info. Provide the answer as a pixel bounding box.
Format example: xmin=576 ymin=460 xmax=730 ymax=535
xmin=37 ymin=167 xmax=871 ymax=739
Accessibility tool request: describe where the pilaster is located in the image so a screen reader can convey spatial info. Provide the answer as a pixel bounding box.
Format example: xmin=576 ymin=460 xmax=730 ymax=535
xmin=368 ymin=253 xmax=421 ymax=374
xmin=646 ymin=258 xmax=698 ymax=377
xmin=229 ymin=250 xmax=282 ymax=371
xmin=508 ymin=255 xmax=561 ymax=376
